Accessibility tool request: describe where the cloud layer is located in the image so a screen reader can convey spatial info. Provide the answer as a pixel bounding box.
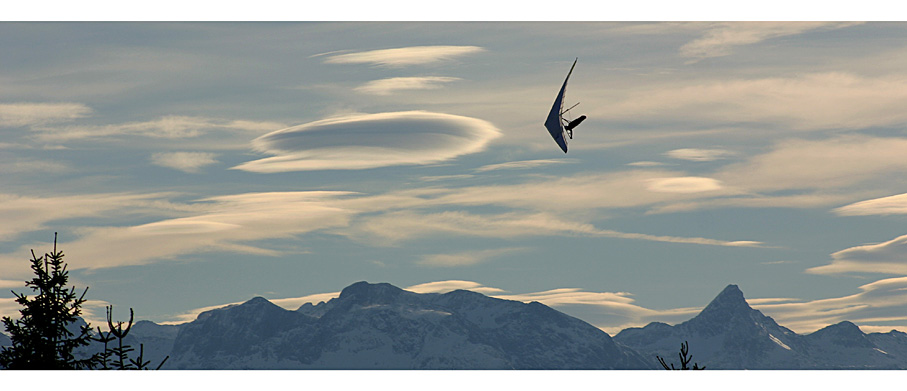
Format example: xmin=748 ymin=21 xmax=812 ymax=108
xmin=835 ymin=193 xmax=907 ymax=216
xmin=34 ymin=116 xmax=285 ymax=141
xmin=234 ymin=111 xmax=501 ymax=172
xmin=151 ymin=151 xmax=219 ymax=173
xmin=680 ymin=22 xmax=861 ymax=60
xmin=0 ymin=102 xmax=92 ymax=127
xmin=601 ymin=73 xmax=907 ymax=131
xmin=665 ymin=148 xmax=735 ymax=162
xmin=323 ymin=46 xmax=485 ymax=67
xmin=354 ymin=76 xmax=460 ymax=95
xmin=808 ymin=234 xmax=907 ymax=275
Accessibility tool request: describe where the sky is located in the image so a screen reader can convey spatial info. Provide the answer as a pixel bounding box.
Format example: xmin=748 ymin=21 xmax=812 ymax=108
xmin=4 ymin=19 xmax=907 ymax=336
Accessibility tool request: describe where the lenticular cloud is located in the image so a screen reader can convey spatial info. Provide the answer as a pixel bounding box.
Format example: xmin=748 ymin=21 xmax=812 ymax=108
xmin=233 ymin=111 xmax=501 ymax=172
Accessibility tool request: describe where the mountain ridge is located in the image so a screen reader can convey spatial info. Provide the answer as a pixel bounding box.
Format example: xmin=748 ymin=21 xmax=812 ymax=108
xmin=5 ymin=281 xmax=907 ymax=369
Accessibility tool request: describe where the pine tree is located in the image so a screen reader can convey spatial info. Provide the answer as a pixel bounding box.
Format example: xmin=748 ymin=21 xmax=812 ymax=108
xmin=0 ymin=233 xmax=95 ymax=369
xmin=657 ymin=340 xmax=705 ymax=370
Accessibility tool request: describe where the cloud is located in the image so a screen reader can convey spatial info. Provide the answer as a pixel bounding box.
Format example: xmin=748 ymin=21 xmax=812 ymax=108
xmin=0 ymin=102 xmax=92 ymax=127
xmin=0 ymin=192 xmax=182 ymax=243
xmin=34 ymin=116 xmax=285 ymax=141
xmin=354 ymin=76 xmax=460 ymax=95
xmin=405 ymin=280 xmax=507 ymax=296
xmin=0 ymin=159 xmax=73 ymax=174
xmin=347 ymin=210 xmax=761 ymax=248
xmin=22 ymin=192 xmax=359 ymax=270
xmin=646 ymin=177 xmax=723 ymax=193
xmin=474 ymin=159 xmax=577 ymax=172
xmin=665 ymin=148 xmax=735 ymax=162
xmin=0 ymin=279 xmax=23 ymax=289
xmin=419 ymin=174 xmax=475 ymax=182
xmin=323 ymin=45 xmax=485 ymax=67
xmin=715 ymin=135 xmax=907 ymax=193
xmin=834 ymin=193 xmax=907 ymax=216
xmin=807 ymin=234 xmax=907 ymax=275
xmin=754 ymin=276 xmax=907 ymax=333
xmin=417 ymin=248 xmax=527 ymax=267
xmin=418 ymin=170 xmax=744 ymax=213
xmin=151 ymin=152 xmax=219 ymax=173
xmin=233 ymin=111 xmax=501 ymax=172
xmin=600 ymin=73 xmax=907 ymax=131
xmin=680 ymin=22 xmax=861 ymax=60
xmin=646 ymin=192 xmax=870 ymax=215
xmin=627 ymin=161 xmax=668 ymax=167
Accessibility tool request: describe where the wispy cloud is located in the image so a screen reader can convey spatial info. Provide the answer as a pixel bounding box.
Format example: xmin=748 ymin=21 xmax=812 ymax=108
xmin=415 ymin=170 xmax=745 ymax=213
xmin=627 ymin=161 xmax=668 ymax=167
xmin=0 ymin=192 xmax=358 ymax=271
xmin=405 ymin=280 xmax=507 ymax=296
xmin=233 ymin=111 xmax=501 ymax=172
xmin=665 ymin=148 xmax=735 ymax=162
xmin=417 ymin=248 xmax=527 ymax=267
xmin=600 ymin=73 xmax=907 ymax=131
xmin=0 ymin=192 xmax=182 ymax=243
xmin=354 ymin=76 xmax=460 ymax=95
xmin=646 ymin=177 xmax=723 ymax=193
xmin=0 ymin=102 xmax=92 ymax=127
xmin=0 ymin=279 xmax=23 ymax=289
xmin=33 ymin=116 xmax=285 ymax=141
xmin=715 ymin=135 xmax=907 ymax=193
xmin=347 ymin=210 xmax=762 ymax=248
xmin=647 ymin=192 xmax=869 ymax=215
xmin=419 ymin=174 xmax=475 ymax=182
xmin=834 ymin=193 xmax=907 ymax=216
xmin=0 ymin=159 xmax=73 ymax=174
xmin=754 ymin=276 xmax=907 ymax=333
xmin=323 ymin=45 xmax=485 ymax=67
xmin=151 ymin=152 xmax=219 ymax=173
xmin=474 ymin=159 xmax=577 ymax=173
xmin=807 ymin=234 xmax=907 ymax=276
xmin=680 ymin=22 xmax=861 ymax=61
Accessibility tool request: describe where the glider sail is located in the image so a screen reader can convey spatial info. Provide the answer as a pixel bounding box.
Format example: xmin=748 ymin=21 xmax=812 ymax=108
xmin=544 ymin=58 xmax=578 ymax=153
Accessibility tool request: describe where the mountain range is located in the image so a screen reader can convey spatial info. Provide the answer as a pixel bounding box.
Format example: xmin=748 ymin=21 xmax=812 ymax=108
xmin=4 ymin=281 xmax=907 ymax=369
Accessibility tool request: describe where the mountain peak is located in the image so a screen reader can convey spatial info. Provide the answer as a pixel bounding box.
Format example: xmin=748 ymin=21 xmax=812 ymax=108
xmin=244 ymin=296 xmax=271 ymax=305
xmin=699 ymin=284 xmax=750 ymax=314
xmin=680 ymin=284 xmax=760 ymax=336
xmin=338 ymin=281 xmax=406 ymax=305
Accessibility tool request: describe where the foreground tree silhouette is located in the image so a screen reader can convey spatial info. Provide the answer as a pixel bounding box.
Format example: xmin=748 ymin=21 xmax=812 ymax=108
xmin=0 ymin=233 xmax=94 ymax=369
xmin=93 ymin=306 xmax=169 ymax=370
xmin=0 ymin=233 xmax=168 ymax=370
xmin=657 ymin=340 xmax=705 ymax=370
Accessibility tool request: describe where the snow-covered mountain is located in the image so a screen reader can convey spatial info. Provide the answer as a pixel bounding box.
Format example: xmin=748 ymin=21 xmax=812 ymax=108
xmin=163 ymin=281 xmax=652 ymax=369
xmin=614 ymin=284 xmax=907 ymax=369
xmin=7 ymin=281 xmax=907 ymax=369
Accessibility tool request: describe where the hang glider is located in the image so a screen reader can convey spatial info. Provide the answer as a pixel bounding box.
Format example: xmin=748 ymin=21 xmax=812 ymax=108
xmin=544 ymin=58 xmax=586 ymax=153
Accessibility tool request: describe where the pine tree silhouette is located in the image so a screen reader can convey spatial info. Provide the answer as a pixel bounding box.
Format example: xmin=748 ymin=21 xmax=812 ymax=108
xmin=0 ymin=233 xmax=95 ymax=369
xmin=657 ymin=341 xmax=705 ymax=370
xmin=1 ymin=233 xmax=169 ymax=370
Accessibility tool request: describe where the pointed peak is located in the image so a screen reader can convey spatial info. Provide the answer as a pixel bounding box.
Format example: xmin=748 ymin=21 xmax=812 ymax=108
xmin=701 ymin=284 xmax=749 ymax=312
xmin=717 ymin=284 xmax=744 ymax=299
xmin=684 ymin=284 xmax=753 ymax=327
